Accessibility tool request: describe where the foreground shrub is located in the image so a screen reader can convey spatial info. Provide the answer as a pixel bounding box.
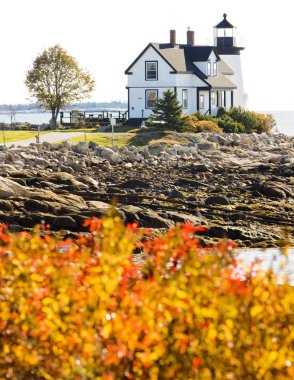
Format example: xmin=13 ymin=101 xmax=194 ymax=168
xmin=0 ymin=219 xmax=293 ymax=379
xmin=228 ymin=107 xmax=276 ymax=133
xmin=192 ymin=111 xmax=214 ymax=121
xmin=194 ymin=120 xmax=223 ymax=133
xmin=149 ymin=89 xmax=185 ymax=130
xmin=181 ymin=115 xmax=222 ymax=133
xmin=180 ymin=114 xmax=198 ymax=132
xmin=216 ymin=106 xmax=227 ymax=118
xmin=216 ymin=114 xmax=245 ymax=133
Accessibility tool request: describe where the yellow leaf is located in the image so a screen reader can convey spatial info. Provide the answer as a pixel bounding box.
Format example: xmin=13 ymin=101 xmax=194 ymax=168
xmin=268 ymin=351 xmax=279 ymax=363
xmin=101 ymin=323 xmax=112 ymax=338
xmin=208 ymin=327 xmax=217 ymax=340
xmin=3 ymin=344 xmax=10 ymax=354
xmin=250 ymin=305 xmax=263 ymax=317
xmin=31 ymin=273 xmax=44 ymax=282
xmin=176 ymin=289 xmax=187 ymax=299
xmin=42 ymin=297 xmax=53 ymax=306
xmin=27 ymin=352 xmax=39 ymax=365
xmin=57 ymin=293 xmax=70 ymax=305
xmin=202 ymin=308 xmax=218 ymax=319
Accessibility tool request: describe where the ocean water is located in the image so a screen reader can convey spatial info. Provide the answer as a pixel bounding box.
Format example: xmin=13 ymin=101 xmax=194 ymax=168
xmin=0 ymin=110 xmax=293 ymax=135
xmin=0 ymin=111 xmax=51 ymax=125
xmin=238 ymin=248 xmax=294 ymax=285
xmin=264 ymin=110 xmax=294 ymax=136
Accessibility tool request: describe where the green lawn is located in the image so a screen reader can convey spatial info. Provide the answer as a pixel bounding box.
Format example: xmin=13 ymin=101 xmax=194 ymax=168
xmin=52 ymin=127 xmax=97 ymax=133
xmin=0 ymin=131 xmax=48 ymax=144
xmin=70 ymin=132 xmax=134 ymax=147
xmin=53 ymin=125 xmax=138 ymax=133
xmin=70 ymin=129 xmax=191 ymax=147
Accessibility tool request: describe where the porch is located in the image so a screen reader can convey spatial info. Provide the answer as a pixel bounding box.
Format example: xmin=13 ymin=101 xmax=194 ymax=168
xmin=60 ymin=110 xmax=128 ymax=127
xmin=197 ymin=88 xmax=235 ymax=116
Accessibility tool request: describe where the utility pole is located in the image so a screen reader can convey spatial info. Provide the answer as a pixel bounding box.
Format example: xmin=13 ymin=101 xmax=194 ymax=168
xmin=110 ymin=113 xmax=116 ymax=147
xmin=2 ymin=127 xmax=6 ymax=148
xmin=10 ymin=106 xmax=16 ymax=126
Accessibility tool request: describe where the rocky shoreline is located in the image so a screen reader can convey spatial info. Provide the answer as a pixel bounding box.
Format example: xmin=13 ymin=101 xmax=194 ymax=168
xmin=0 ymin=132 xmax=293 ymax=247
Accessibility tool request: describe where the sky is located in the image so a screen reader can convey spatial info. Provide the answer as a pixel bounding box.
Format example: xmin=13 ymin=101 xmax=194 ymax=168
xmin=1 ymin=0 xmax=293 ymax=110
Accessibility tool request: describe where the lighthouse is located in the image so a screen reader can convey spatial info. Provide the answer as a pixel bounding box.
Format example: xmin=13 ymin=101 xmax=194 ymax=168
xmin=214 ymin=14 xmax=246 ymax=107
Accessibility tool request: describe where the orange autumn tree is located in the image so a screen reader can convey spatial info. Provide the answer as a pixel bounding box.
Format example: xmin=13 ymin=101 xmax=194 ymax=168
xmin=0 ymin=218 xmax=293 ymax=380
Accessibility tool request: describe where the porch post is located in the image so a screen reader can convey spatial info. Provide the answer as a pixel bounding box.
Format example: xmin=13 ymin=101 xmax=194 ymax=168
xmin=127 ymin=87 xmax=130 ymax=118
xmin=224 ymin=91 xmax=227 ymax=108
xmin=209 ymin=90 xmax=211 ymax=115
xmin=197 ymin=89 xmax=200 ymax=111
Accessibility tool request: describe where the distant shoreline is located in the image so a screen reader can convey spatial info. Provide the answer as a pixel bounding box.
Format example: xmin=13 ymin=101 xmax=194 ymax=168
xmin=0 ymin=101 xmax=128 ymax=113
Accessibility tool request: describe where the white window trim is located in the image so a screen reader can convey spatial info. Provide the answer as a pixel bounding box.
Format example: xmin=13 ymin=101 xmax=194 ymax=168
xmin=145 ymin=61 xmax=158 ymax=81
xmin=145 ymin=89 xmax=158 ymax=109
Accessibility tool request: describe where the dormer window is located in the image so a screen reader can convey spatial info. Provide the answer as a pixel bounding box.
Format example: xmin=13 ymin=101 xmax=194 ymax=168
xmin=213 ymin=62 xmax=217 ymax=76
xmin=207 ymin=62 xmax=211 ymax=76
xmin=146 ymin=61 xmax=158 ymax=80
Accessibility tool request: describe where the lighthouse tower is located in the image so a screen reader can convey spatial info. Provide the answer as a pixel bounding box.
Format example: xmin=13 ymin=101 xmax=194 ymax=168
xmin=214 ymin=14 xmax=246 ymax=107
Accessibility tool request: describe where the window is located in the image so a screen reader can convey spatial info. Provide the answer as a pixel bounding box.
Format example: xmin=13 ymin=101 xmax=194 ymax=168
xmin=207 ymin=62 xmax=211 ymax=76
xmin=146 ymin=61 xmax=158 ymax=80
xmin=213 ymin=62 xmax=217 ymax=76
xmin=200 ymin=94 xmax=204 ymax=109
xmin=146 ymin=89 xmax=158 ymax=108
xmin=182 ymin=89 xmax=188 ymax=108
xmin=211 ymin=91 xmax=216 ymax=105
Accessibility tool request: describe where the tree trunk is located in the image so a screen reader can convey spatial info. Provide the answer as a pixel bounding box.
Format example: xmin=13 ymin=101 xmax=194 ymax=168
xmin=50 ymin=109 xmax=57 ymax=130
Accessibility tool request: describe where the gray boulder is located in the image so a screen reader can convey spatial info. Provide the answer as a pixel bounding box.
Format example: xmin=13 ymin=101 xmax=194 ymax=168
xmin=205 ymin=195 xmax=231 ymax=206
xmin=0 ymin=176 xmax=30 ymax=199
xmin=98 ymin=147 xmax=119 ymax=162
xmin=72 ymin=141 xmax=89 ymax=154
xmin=197 ymin=142 xmax=217 ymax=150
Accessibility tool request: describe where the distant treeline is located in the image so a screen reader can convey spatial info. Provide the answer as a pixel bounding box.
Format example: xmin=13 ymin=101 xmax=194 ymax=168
xmin=0 ymin=101 xmax=127 ymax=112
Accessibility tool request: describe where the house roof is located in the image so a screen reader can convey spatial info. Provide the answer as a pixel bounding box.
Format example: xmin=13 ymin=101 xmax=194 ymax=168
xmin=206 ymin=75 xmax=237 ymax=89
xmin=124 ymin=43 xmax=178 ymax=75
xmin=218 ymin=59 xmax=234 ymax=75
xmin=215 ymin=14 xmax=234 ymax=28
xmin=125 ymin=42 xmax=236 ymax=89
xmin=153 ymin=43 xmax=187 ymax=72
xmin=183 ymin=46 xmax=220 ymax=62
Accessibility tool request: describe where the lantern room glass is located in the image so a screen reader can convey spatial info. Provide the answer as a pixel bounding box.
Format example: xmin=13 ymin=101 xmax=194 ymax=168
xmin=214 ymin=26 xmax=236 ymax=47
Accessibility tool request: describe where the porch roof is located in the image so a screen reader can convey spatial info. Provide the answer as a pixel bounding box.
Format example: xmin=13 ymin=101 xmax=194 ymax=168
xmin=206 ymin=75 xmax=237 ymax=89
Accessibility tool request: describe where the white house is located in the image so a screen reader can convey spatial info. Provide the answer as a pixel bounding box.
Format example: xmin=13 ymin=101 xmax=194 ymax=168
xmin=125 ymin=14 xmax=245 ymax=125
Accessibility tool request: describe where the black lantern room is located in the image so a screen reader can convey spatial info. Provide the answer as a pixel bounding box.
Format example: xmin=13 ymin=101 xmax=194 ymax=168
xmin=214 ymin=14 xmax=236 ymax=48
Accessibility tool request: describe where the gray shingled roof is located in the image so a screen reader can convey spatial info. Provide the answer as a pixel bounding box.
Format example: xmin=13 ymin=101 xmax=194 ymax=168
xmin=152 ymin=43 xmax=188 ymax=72
xmin=218 ymin=59 xmax=234 ymax=75
xmin=206 ymin=75 xmax=237 ymax=89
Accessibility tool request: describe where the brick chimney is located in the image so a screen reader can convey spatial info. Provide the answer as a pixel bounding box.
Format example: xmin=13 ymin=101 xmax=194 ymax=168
xmin=170 ymin=29 xmax=176 ymax=45
xmin=187 ymin=27 xmax=195 ymax=45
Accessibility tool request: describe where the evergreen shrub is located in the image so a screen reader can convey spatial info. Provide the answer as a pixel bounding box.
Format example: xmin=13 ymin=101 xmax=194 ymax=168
xmin=227 ymin=107 xmax=276 ymax=133
xmin=216 ymin=115 xmax=245 ymax=133
xmin=149 ymin=89 xmax=185 ymax=130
